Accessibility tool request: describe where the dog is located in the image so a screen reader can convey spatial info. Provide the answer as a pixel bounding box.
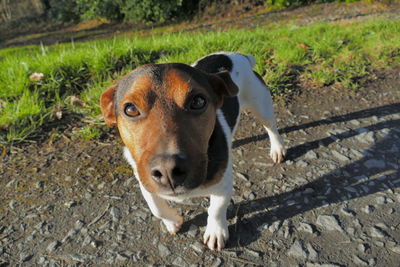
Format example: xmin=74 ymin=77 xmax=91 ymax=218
xmin=100 ymin=52 xmax=286 ymax=251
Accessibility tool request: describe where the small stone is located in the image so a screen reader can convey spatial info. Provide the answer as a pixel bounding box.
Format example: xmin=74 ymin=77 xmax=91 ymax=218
xmin=306 ymin=243 xmax=318 ymax=260
xmin=389 ymin=246 xmax=400 ymax=254
xmin=245 ymin=248 xmax=261 ymax=257
xmin=349 ymin=119 xmax=360 ymax=126
xmin=298 ymin=222 xmax=314 ymax=234
xmin=370 ymin=227 xmax=387 ymax=238
xmin=158 ymin=243 xmax=171 ymax=257
xmin=287 ymin=239 xmax=307 ymax=259
xmin=332 ymin=150 xmax=350 ymax=162
xmin=210 ymin=257 xmax=223 ymax=267
xmin=296 ymin=160 xmax=309 ymax=168
xmin=110 ymin=207 xmax=121 ymax=222
xmin=74 ymin=220 xmax=85 ymax=230
xmin=316 ymin=215 xmax=343 ymax=232
xmin=340 ymin=207 xmax=355 ymax=216
xmin=364 ymin=159 xmax=385 ymax=169
xmin=236 ymin=172 xmax=248 ymax=181
xmin=353 ymin=255 xmax=368 ymax=266
xmin=115 ymin=253 xmax=129 ymax=263
xmin=304 ymin=150 xmax=318 ymax=160
xmin=190 ymin=241 xmax=205 ymax=254
xmin=172 ymin=256 xmax=188 ymax=266
xmin=64 ymin=201 xmax=76 ymax=208
xmin=46 ymin=241 xmax=60 ymax=252
xmin=358 ymin=243 xmax=366 ymax=253
xmin=9 ymin=200 xmax=17 ymax=210
xmin=20 ymin=252 xmax=33 ymax=262
xmin=362 ymin=205 xmax=374 ymax=214
xmin=68 ymin=254 xmax=85 ymax=263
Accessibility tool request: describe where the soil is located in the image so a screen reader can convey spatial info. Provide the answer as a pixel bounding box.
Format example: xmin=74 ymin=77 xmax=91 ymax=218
xmin=1 ymin=2 xmax=400 ymax=266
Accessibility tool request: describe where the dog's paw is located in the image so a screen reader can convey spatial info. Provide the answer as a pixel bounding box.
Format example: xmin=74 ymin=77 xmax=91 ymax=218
xmin=203 ymin=220 xmax=229 ymax=251
xmin=270 ymin=142 xmax=286 ymax=163
xmin=162 ymin=215 xmax=183 ymax=235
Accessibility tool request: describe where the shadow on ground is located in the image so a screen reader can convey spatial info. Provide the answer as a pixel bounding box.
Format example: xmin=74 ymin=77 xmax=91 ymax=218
xmin=188 ymin=103 xmax=400 ymax=248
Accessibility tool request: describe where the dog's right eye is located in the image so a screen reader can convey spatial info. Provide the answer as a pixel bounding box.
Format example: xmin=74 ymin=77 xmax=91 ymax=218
xmin=124 ymin=103 xmax=140 ymax=117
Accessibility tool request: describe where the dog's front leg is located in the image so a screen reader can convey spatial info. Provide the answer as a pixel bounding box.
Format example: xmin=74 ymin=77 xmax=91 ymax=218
xmin=139 ymin=184 xmax=183 ymax=234
xmin=203 ymin=191 xmax=232 ymax=251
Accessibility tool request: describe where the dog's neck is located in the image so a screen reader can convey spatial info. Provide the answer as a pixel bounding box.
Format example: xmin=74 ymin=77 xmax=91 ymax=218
xmin=204 ymin=115 xmax=229 ymax=185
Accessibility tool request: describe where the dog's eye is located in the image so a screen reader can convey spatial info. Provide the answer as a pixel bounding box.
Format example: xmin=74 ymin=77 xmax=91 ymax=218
xmin=189 ymin=95 xmax=207 ymax=111
xmin=124 ymin=103 xmax=140 ymax=117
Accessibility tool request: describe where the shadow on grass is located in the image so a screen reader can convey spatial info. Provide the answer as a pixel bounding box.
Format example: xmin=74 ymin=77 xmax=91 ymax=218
xmin=186 ymin=103 xmax=400 ymax=248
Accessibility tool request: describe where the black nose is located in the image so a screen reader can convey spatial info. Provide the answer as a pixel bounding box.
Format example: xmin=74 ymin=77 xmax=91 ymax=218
xmin=149 ymin=154 xmax=188 ymax=189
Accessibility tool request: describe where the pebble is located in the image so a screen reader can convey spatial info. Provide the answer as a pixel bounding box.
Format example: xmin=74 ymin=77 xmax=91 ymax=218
xmin=316 ymin=215 xmax=343 ymax=232
xmin=115 ymin=253 xmax=129 ymax=263
xmin=210 ymin=257 xmax=223 ymax=267
xmin=362 ymin=205 xmax=374 ymax=214
xmin=304 ymin=150 xmax=318 ymax=160
xmin=353 ymin=255 xmax=368 ymax=266
xmin=158 ymin=243 xmax=171 ymax=257
xmin=110 ymin=206 xmax=122 ymax=222
xmin=19 ymin=252 xmax=32 ymax=262
xmin=369 ymin=227 xmax=387 ymax=238
xmin=190 ymin=241 xmax=205 ymax=254
xmin=46 ymin=241 xmax=60 ymax=252
xmin=331 ymin=150 xmax=350 ymax=162
xmin=296 ymin=160 xmax=309 ymax=168
xmin=389 ymin=246 xmax=400 ymax=254
xmin=364 ymin=159 xmax=385 ymax=169
xmin=173 ymin=256 xmax=188 ymax=267
xmin=306 ymin=243 xmax=319 ymax=260
xmin=298 ymin=222 xmax=314 ymax=234
xmin=288 ymin=239 xmax=307 ymax=259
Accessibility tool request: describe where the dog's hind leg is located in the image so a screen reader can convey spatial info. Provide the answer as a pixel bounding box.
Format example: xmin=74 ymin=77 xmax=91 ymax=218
xmin=239 ymin=72 xmax=286 ymax=163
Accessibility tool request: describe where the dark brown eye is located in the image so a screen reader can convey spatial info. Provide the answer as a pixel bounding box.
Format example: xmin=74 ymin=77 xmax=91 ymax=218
xmin=124 ymin=103 xmax=140 ymax=117
xmin=189 ymin=95 xmax=207 ymax=111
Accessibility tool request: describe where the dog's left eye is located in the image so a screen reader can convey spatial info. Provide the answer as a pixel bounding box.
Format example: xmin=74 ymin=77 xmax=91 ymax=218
xmin=189 ymin=95 xmax=207 ymax=111
xmin=124 ymin=103 xmax=140 ymax=117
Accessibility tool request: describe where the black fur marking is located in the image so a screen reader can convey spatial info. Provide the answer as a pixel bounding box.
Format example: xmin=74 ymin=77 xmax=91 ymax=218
xmin=205 ymin=118 xmax=228 ymax=183
xmin=193 ymin=54 xmax=233 ymax=74
xmin=220 ymin=96 xmax=240 ymax=132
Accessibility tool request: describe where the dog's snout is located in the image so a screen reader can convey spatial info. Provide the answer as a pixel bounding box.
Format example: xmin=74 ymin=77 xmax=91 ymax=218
xmin=149 ymin=154 xmax=188 ymax=189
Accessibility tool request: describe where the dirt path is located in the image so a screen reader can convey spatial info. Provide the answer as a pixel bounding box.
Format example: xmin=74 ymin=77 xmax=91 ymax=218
xmin=1 ymin=2 xmax=400 ymax=48
xmin=1 ymin=63 xmax=399 ymax=265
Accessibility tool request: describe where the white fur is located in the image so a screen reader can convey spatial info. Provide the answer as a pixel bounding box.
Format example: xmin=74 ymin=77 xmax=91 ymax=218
xmin=124 ymin=52 xmax=286 ymax=251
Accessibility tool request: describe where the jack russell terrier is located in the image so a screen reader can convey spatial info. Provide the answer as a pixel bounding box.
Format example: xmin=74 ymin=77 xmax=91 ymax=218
xmin=100 ymin=52 xmax=286 ymax=251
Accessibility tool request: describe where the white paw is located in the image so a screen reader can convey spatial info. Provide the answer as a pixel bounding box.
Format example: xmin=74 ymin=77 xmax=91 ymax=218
xmin=203 ymin=219 xmax=229 ymax=251
xmin=270 ymin=142 xmax=286 ymax=163
xmin=162 ymin=215 xmax=183 ymax=235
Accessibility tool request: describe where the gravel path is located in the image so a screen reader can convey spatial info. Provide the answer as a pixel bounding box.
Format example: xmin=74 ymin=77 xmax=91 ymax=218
xmin=1 ymin=64 xmax=399 ymax=266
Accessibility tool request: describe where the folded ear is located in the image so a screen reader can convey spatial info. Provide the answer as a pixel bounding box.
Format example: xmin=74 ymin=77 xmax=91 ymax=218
xmin=100 ymin=84 xmax=117 ymax=127
xmin=208 ymin=71 xmax=239 ymax=107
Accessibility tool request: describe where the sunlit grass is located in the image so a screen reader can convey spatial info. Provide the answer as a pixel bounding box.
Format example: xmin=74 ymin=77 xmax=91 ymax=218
xmin=0 ymin=18 xmax=399 ymax=144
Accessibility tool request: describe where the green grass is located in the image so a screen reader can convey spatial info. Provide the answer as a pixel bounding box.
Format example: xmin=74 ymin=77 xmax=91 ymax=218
xmin=1 ymin=18 xmax=400 ymax=144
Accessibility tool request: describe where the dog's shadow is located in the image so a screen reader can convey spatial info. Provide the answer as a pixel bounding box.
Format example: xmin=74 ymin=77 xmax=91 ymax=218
xmin=185 ymin=103 xmax=400 ymax=248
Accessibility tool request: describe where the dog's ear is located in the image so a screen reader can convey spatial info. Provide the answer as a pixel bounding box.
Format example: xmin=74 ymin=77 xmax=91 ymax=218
xmin=208 ymin=71 xmax=239 ymax=107
xmin=100 ymin=84 xmax=117 ymax=127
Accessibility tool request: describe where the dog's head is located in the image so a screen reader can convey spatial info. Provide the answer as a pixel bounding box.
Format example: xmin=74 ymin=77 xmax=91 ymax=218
xmin=100 ymin=63 xmax=238 ymax=195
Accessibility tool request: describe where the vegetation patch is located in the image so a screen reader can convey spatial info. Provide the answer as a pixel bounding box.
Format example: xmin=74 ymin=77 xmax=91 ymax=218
xmin=0 ymin=18 xmax=399 ymax=144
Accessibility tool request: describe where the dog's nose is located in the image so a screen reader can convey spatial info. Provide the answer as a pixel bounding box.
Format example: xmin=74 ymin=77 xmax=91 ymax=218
xmin=149 ymin=154 xmax=188 ymax=189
